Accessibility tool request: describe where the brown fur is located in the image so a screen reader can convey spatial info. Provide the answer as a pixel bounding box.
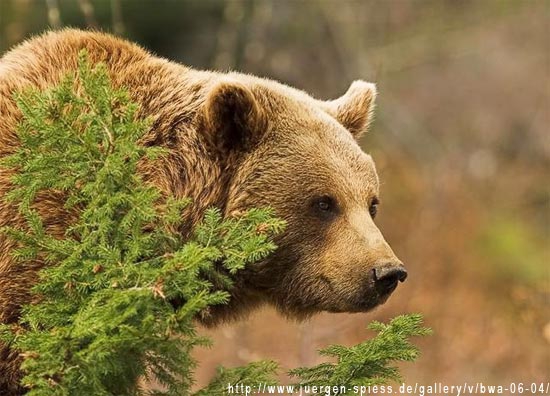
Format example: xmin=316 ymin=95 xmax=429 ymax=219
xmin=0 ymin=30 xmax=404 ymax=394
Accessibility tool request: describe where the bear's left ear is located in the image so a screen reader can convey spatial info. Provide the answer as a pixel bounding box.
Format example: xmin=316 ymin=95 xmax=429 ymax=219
xmin=203 ymin=79 xmax=268 ymax=153
xmin=325 ymin=80 xmax=377 ymax=139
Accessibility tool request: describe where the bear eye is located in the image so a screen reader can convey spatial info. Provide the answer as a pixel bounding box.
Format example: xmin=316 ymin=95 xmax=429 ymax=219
xmin=369 ymin=197 xmax=379 ymax=218
xmin=318 ymin=199 xmax=331 ymax=211
xmin=312 ymin=195 xmax=337 ymax=218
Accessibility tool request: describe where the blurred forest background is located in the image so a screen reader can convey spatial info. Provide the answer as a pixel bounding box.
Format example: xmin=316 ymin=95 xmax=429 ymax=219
xmin=1 ymin=0 xmax=548 ymax=390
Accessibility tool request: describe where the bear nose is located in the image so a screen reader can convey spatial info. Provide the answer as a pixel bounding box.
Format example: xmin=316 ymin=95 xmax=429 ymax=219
xmin=373 ymin=264 xmax=407 ymax=294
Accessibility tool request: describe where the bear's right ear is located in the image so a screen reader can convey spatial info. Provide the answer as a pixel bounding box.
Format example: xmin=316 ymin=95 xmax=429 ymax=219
xmin=202 ymin=80 xmax=268 ymax=154
xmin=324 ymin=80 xmax=377 ymax=139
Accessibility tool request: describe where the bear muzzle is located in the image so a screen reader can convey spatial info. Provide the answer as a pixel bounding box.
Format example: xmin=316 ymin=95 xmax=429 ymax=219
xmin=351 ymin=262 xmax=408 ymax=311
xmin=373 ymin=263 xmax=408 ymax=296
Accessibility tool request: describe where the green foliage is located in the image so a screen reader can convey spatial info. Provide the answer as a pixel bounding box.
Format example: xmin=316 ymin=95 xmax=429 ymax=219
xmin=193 ymin=361 xmax=279 ymax=396
xmin=476 ymin=217 xmax=547 ymax=286
xmin=0 ymin=53 xmax=429 ymax=395
xmin=290 ymin=314 xmax=431 ymax=393
xmin=0 ymin=52 xmax=284 ymax=395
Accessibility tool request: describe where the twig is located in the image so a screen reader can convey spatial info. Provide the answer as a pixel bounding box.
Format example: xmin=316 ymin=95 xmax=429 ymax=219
xmin=45 ymin=0 xmax=62 ymax=29
xmin=111 ymin=0 xmax=125 ymax=35
xmin=77 ymin=0 xmax=98 ymax=29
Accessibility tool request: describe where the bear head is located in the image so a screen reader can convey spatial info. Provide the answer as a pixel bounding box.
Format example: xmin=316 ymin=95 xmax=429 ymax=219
xmin=199 ymin=76 xmax=407 ymax=324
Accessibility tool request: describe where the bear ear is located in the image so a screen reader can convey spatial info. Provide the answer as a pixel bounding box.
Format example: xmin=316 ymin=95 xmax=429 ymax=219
xmin=203 ymin=79 xmax=268 ymax=153
xmin=325 ymin=80 xmax=377 ymax=139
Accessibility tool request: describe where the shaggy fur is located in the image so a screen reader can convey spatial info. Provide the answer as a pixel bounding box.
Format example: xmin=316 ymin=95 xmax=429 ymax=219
xmin=0 ymin=30 xmax=404 ymax=394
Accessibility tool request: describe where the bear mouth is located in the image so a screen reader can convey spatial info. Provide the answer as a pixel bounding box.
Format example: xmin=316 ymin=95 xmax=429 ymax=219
xmin=337 ymin=282 xmax=401 ymax=313
xmin=322 ymin=291 xmax=392 ymax=314
xmin=308 ymin=272 xmax=403 ymax=314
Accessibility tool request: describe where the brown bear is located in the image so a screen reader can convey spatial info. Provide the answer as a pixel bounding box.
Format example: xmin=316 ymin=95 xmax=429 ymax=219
xmin=0 ymin=29 xmax=407 ymax=394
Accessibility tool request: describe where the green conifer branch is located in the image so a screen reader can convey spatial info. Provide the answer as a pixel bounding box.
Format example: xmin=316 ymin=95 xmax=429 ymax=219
xmin=289 ymin=314 xmax=432 ymax=394
xmin=0 ymin=52 xmax=284 ymax=395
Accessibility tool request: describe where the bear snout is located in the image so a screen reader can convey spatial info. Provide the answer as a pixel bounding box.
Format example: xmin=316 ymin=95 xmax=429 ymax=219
xmin=373 ymin=263 xmax=408 ymax=296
